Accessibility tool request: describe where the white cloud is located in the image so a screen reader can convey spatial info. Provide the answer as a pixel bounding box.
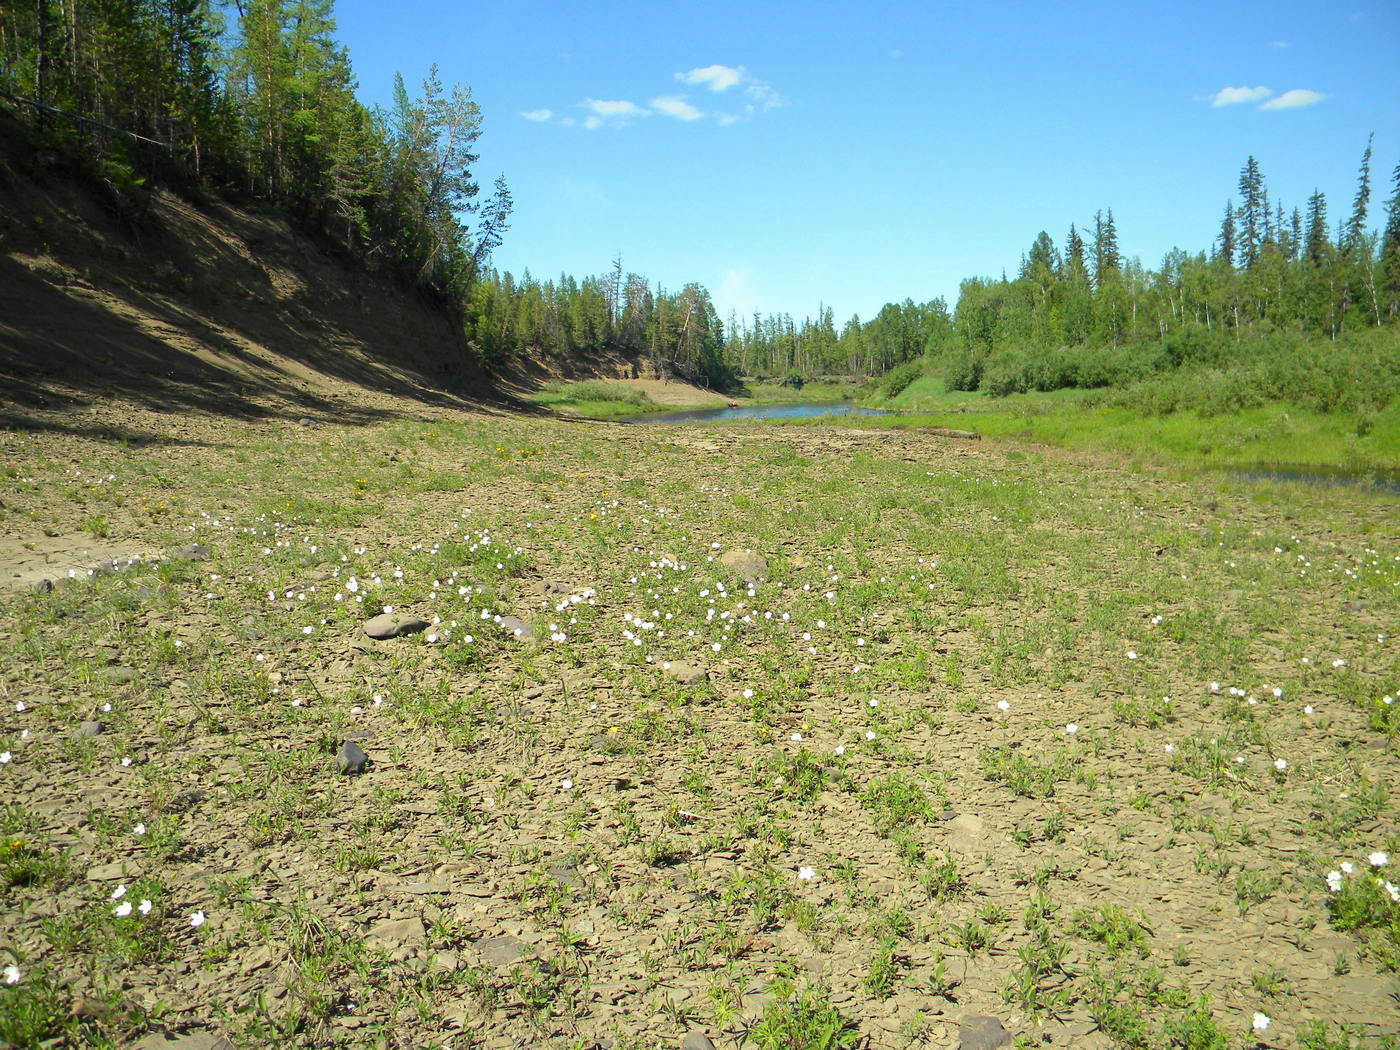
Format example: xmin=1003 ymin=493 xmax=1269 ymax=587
xmin=677 ymin=64 xmax=745 ymax=92
xmin=521 ymin=109 xmax=553 ymax=122
xmin=581 ymin=98 xmax=648 ymax=129
xmin=1260 ymin=88 xmax=1331 ymax=109
xmin=651 ymin=95 xmax=703 ymax=121
xmin=1207 ymin=85 xmax=1273 ymax=107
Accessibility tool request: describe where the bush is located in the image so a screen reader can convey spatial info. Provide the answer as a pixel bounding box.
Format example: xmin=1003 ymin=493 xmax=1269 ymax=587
xmin=944 ymin=350 xmax=985 ymax=391
xmin=875 ymin=359 xmax=925 ymax=399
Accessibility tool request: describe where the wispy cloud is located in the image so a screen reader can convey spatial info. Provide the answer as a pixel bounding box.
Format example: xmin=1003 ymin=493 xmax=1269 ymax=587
xmin=651 ymin=95 xmax=703 ymax=121
xmin=1206 ymin=85 xmax=1273 ymax=107
xmin=1266 ymin=40 xmax=1290 ymax=48
xmin=1260 ymin=88 xmax=1331 ymax=109
xmin=677 ymin=64 xmax=745 ymax=92
xmin=521 ymin=108 xmax=553 ymax=122
xmin=560 ymin=178 xmax=609 ymax=210
xmin=582 ymin=98 xmax=648 ymax=129
xmin=714 ymin=268 xmax=760 ymax=319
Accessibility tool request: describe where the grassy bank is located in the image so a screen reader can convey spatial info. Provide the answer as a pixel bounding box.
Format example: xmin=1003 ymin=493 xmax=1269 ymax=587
xmin=853 ymin=374 xmax=1400 ymax=475
xmin=738 ymin=378 xmax=865 ymax=404
xmin=1 ymin=402 xmax=1397 ymax=1049
xmin=528 ymin=379 xmax=665 ymax=419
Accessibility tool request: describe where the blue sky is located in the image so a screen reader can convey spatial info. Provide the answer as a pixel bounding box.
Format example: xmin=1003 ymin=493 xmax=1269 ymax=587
xmin=332 ymin=0 xmax=1400 ymax=326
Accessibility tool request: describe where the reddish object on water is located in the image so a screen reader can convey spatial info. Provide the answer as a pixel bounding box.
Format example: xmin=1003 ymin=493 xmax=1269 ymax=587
xmin=728 ymin=400 xmax=739 ymax=408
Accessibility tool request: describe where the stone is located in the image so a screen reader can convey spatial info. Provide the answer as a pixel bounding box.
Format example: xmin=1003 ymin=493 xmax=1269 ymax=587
xmin=76 ymin=720 xmax=105 ymax=738
xmin=132 ymin=1031 xmax=236 ymax=1050
xmin=719 ymin=550 xmax=767 ymax=584
xmin=86 ymin=860 xmax=141 ymax=881
xmin=665 ymin=661 xmax=708 ymax=686
xmin=681 ymin=1034 xmax=717 ymax=1050
xmin=958 ymin=1015 xmax=1011 ymax=1050
xmin=499 ymin=615 xmax=536 ymax=641
xmin=474 ymin=934 xmax=533 ymax=967
xmin=365 ymin=916 xmax=426 ymax=948
xmin=167 ymin=543 xmax=210 ymax=562
xmin=363 ymin=613 xmax=429 ymax=640
xmin=337 ymin=740 xmax=368 ymax=775
xmin=103 ymin=666 xmax=139 ymax=684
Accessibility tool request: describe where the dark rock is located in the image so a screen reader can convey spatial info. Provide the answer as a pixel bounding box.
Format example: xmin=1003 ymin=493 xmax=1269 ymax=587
xmin=337 ymin=740 xmax=368 ymax=775
xmin=363 ymin=613 xmax=429 ymax=640
xmin=76 ymin=720 xmax=105 ymax=738
xmin=32 ymin=578 xmax=54 ymax=593
xmin=719 ymin=550 xmax=767 ymax=584
xmin=166 ymin=543 xmax=210 ymax=562
xmin=958 ymin=1015 xmax=1011 ymax=1050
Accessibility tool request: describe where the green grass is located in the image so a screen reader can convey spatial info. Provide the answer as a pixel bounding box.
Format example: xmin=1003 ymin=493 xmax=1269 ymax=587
xmin=850 ymin=374 xmax=1400 ymax=474
xmin=3 ymin=397 xmax=1398 ymax=1048
xmin=529 ymin=380 xmax=667 ymax=418
xmin=739 ymin=379 xmax=866 ymax=404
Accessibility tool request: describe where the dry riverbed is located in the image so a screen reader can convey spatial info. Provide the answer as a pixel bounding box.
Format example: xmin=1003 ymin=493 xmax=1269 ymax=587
xmin=0 ymin=397 xmax=1397 ymax=1050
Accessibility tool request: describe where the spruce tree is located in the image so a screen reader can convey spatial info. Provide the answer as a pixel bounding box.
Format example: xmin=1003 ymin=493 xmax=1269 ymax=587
xmin=1092 ymin=209 xmax=1119 ymax=288
xmin=1216 ymin=202 xmax=1236 ymax=269
xmin=1380 ymin=158 xmax=1400 ymax=319
xmin=1304 ymin=191 xmax=1329 ymax=265
xmin=1343 ymin=133 xmax=1374 ymax=256
xmin=1236 ymin=156 xmax=1266 ymax=269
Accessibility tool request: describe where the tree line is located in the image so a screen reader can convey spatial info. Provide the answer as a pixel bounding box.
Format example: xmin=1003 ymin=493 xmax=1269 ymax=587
xmin=3 ymin=4 xmax=1396 ymax=395
xmin=0 ymin=0 xmax=510 ymax=302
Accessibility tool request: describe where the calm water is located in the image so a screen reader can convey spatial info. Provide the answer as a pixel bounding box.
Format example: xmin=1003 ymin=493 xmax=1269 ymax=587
xmin=627 ymin=400 xmax=891 ymax=424
xmin=1228 ymin=465 xmax=1400 ymax=495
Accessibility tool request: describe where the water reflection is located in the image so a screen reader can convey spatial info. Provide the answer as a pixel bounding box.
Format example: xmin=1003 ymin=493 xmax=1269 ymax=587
xmin=626 ymin=401 xmax=890 ymax=424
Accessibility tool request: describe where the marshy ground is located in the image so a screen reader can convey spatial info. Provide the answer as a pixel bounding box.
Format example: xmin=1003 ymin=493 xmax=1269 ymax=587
xmin=1 ymin=396 xmax=1397 ymax=1050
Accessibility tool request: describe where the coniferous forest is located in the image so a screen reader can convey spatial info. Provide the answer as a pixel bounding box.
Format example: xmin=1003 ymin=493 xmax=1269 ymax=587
xmin=3 ymin=1 xmax=1399 ymax=401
